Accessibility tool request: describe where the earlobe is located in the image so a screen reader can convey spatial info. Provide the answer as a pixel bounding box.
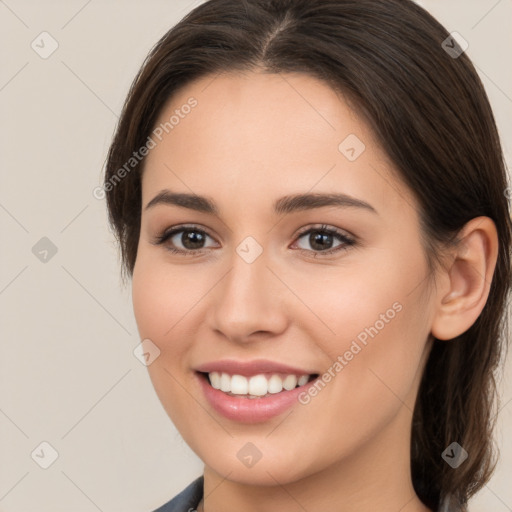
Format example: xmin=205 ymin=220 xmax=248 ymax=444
xmin=430 ymin=216 xmax=498 ymax=341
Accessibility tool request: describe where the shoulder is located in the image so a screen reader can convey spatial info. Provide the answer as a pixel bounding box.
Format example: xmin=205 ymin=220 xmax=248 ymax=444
xmin=151 ymin=476 xmax=204 ymax=512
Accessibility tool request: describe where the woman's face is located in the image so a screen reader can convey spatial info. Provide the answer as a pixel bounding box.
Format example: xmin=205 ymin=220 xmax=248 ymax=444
xmin=132 ymin=70 xmax=437 ymax=485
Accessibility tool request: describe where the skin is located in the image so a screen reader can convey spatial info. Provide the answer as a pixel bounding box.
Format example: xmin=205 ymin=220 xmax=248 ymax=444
xmin=131 ymin=70 xmax=498 ymax=512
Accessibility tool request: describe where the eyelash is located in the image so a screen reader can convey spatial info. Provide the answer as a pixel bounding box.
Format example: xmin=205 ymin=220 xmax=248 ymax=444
xmin=152 ymin=224 xmax=357 ymax=258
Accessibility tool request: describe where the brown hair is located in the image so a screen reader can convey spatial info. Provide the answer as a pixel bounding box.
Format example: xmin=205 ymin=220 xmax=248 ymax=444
xmin=104 ymin=0 xmax=512 ymax=509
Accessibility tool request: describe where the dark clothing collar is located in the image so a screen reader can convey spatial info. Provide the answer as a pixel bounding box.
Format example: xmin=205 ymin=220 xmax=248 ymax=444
xmin=152 ymin=476 xmax=203 ymax=512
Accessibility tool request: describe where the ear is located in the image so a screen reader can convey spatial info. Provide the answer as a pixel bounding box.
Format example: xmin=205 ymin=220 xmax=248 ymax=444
xmin=430 ymin=216 xmax=499 ymax=341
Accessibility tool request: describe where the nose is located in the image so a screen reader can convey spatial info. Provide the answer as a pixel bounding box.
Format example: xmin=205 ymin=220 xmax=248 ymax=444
xmin=206 ymin=248 xmax=289 ymax=343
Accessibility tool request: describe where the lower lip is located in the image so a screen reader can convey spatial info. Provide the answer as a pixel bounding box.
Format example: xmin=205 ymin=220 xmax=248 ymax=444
xmin=197 ymin=372 xmax=316 ymax=423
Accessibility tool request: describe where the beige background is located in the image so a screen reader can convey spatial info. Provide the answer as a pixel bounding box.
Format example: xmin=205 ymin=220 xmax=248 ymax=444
xmin=0 ymin=1 xmax=510 ymax=511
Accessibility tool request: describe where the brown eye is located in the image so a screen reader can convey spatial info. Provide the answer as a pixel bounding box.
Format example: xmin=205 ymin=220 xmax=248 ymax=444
xmin=153 ymin=225 xmax=218 ymax=255
xmin=177 ymin=229 xmax=208 ymax=250
xmin=293 ymin=225 xmax=356 ymax=256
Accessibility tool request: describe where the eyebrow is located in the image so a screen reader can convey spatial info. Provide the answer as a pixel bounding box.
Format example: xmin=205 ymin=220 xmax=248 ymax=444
xmin=144 ymin=190 xmax=378 ymax=216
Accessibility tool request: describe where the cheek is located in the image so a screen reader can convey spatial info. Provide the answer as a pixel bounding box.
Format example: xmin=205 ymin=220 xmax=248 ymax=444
xmin=132 ymin=253 xmax=198 ymax=354
xmin=132 ymin=263 xmax=170 ymax=347
xmin=284 ymin=261 xmax=411 ymax=350
xmin=131 ymin=257 xmax=197 ymax=428
xmin=293 ymin=244 xmax=431 ymax=401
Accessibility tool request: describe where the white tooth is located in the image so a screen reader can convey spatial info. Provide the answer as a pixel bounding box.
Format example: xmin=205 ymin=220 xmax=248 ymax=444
xmin=220 ymin=372 xmax=231 ymax=392
xmin=209 ymin=371 xmax=221 ymax=389
xmin=283 ymin=374 xmax=298 ymax=390
xmin=230 ymin=374 xmax=249 ymax=395
xmin=267 ymin=374 xmax=283 ymax=394
xmin=297 ymin=374 xmax=309 ymax=386
xmin=248 ymin=374 xmax=268 ymax=396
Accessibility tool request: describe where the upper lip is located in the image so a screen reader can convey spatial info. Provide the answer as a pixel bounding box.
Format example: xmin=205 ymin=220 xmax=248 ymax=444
xmin=195 ymin=359 xmax=317 ymax=377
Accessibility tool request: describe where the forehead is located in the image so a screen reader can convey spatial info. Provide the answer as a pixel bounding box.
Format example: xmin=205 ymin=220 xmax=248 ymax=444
xmin=141 ymin=70 xmax=417 ymax=220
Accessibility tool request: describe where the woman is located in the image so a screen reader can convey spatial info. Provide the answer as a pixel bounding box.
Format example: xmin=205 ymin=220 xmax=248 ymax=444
xmin=103 ymin=0 xmax=512 ymax=510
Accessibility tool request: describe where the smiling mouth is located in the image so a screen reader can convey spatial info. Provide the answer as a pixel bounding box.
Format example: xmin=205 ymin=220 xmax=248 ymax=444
xmin=198 ymin=371 xmax=319 ymax=399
